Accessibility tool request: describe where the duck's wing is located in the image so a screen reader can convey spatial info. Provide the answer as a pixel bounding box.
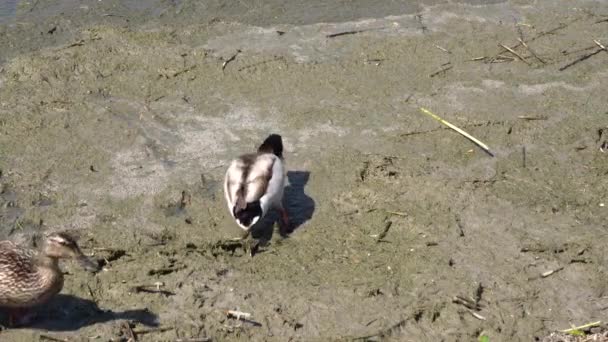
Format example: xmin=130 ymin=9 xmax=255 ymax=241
xmin=0 ymin=242 xmax=36 ymax=289
xmin=258 ymin=155 xmax=285 ymax=209
xmin=224 ymin=154 xmax=283 ymax=214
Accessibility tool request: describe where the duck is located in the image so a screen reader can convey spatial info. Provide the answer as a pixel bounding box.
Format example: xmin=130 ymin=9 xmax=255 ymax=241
xmin=224 ymin=134 xmax=290 ymax=241
xmin=0 ymin=232 xmax=99 ymax=326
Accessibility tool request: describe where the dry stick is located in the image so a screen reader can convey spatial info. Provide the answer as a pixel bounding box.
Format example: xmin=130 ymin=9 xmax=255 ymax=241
xmin=453 ymin=296 xmax=480 ymax=310
xmin=376 ymin=220 xmax=393 ymax=242
xmin=222 ymin=50 xmax=241 ymax=70
xmin=419 ymin=108 xmax=494 ymax=157
xmin=489 ymin=22 xmax=569 ymax=61
xmin=500 ymin=44 xmax=531 ymax=65
xmin=39 ymin=335 xmax=67 ymax=342
xmin=385 ymin=210 xmax=407 ymax=217
xmin=326 ymin=29 xmax=365 ymax=38
xmin=518 ymin=115 xmax=548 ymax=120
xmin=560 ymin=321 xmax=602 ymax=333
xmin=559 ymin=48 xmax=605 ymax=71
xmin=467 ymin=309 xmax=487 ymax=320
xmin=132 ymin=326 xmax=175 ymax=335
xmin=492 ymin=55 xmax=515 ymax=63
xmin=541 ymin=266 xmax=564 ymax=278
xmin=227 ymin=310 xmax=252 ymax=320
xmin=562 ymin=45 xmax=598 ymax=56
xmin=429 ymin=65 xmax=453 ymax=77
xmin=326 ymin=27 xmax=384 ymax=38
xmin=517 ymin=38 xmax=546 ymax=64
xmin=434 ymin=44 xmax=451 ymax=54
xmin=560 ymin=39 xmax=606 ymax=71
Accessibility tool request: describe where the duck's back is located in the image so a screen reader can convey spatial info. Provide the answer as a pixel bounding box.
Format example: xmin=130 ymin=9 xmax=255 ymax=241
xmin=225 ymin=153 xmax=282 ymax=205
xmin=0 ymin=241 xmax=63 ymax=307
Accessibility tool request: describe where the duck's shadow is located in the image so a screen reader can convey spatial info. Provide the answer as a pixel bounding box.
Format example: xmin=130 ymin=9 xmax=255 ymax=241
xmin=252 ymin=170 xmax=315 ymax=240
xmin=1 ymin=294 xmax=158 ymax=331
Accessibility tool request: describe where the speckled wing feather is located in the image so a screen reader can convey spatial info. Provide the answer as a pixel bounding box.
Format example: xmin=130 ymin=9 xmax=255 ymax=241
xmin=0 ymin=241 xmax=41 ymax=306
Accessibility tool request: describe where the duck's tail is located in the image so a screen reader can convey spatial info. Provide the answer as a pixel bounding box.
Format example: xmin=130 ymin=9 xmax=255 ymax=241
xmin=258 ymin=134 xmax=283 ymax=158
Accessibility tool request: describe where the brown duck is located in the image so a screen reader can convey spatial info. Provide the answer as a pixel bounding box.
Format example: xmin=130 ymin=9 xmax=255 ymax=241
xmin=0 ymin=232 xmax=99 ymax=325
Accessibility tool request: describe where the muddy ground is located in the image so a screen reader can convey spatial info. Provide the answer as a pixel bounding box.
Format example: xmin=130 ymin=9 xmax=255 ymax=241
xmin=0 ymin=0 xmax=607 ymax=341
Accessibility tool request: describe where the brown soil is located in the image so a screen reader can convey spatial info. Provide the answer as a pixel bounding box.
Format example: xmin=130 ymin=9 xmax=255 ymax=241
xmin=1 ymin=0 xmax=607 ymax=341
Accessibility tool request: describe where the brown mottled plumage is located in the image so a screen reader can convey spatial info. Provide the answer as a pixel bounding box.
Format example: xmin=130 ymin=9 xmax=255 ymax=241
xmin=0 ymin=232 xmax=99 ymax=324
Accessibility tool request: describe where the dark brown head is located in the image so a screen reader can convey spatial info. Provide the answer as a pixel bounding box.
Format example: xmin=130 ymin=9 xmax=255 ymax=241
xmin=257 ymin=134 xmax=283 ymax=158
xmin=42 ymin=232 xmax=100 ymax=272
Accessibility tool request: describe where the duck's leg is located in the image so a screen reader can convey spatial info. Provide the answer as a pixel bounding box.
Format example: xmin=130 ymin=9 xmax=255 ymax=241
xmin=8 ymin=308 xmax=33 ymax=327
xmin=277 ymin=206 xmax=292 ymax=236
xmin=237 ymin=229 xmax=256 ymax=256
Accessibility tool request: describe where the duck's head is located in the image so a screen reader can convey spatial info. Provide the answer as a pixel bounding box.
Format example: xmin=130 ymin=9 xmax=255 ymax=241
xmin=233 ymin=200 xmax=263 ymax=230
xmin=42 ymin=232 xmax=100 ymax=272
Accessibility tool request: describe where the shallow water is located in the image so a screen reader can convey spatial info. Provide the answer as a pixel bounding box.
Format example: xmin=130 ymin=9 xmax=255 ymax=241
xmin=1 ymin=0 xmax=511 ymax=26
xmin=0 ymin=0 xmax=17 ymax=23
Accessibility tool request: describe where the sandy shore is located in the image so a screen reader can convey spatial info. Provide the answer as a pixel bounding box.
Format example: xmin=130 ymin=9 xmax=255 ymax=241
xmin=1 ymin=0 xmax=607 ymax=340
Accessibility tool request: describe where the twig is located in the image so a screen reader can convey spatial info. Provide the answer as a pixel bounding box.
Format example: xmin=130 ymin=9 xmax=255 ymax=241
xmin=494 ymin=22 xmax=568 ymax=60
xmin=65 ymin=40 xmax=86 ymax=48
xmin=29 ymin=0 xmax=40 ymax=12
xmin=385 ymin=210 xmax=407 ymax=217
xmin=129 ymin=283 xmax=175 ymax=296
xmin=376 ymin=220 xmax=393 ymax=242
xmin=518 ymin=115 xmax=548 ymax=120
xmin=39 ymin=335 xmax=67 ymax=342
xmin=227 ymin=310 xmax=252 ymax=320
xmin=500 ymin=44 xmax=530 ymax=65
xmin=453 ymin=296 xmax=481 ymax=311
xmin=467 ymin=309 xmax=487 ymax=320
xmin=326 ymin=30 xmax=365 ymax=38
xmin=559 ymin=47 xmax=605 ymax=71
xmin=429 ymin=65 xmax=453 ymax=77
xmin=541 ymin=266 xmax=564 ymax=278
xmin=522 ymin=146 xmax=526 ymax=168
xmin=593 ymin=39 xmax=607 ymax=50
xmin=419 ymin=107 xmax=494 ymax=157
xmin=175 ymin=338 xmax=211 ymax=342
xmin=517 ymin=38 xmax=546 ymax=64
xmin=326 ymin=27 xmax=384 ymax=38
xmin=172 ymin=65 xmax=197 ymax=78
xmin=491 ymin=55 xmax=515 ymax=63
xmin=222 ymin=50 xmax=241 ymax=70
xmin=226 ymin=310 xmax=262 ymax=327
xmin=87 ymin=284 xmax=98 ymax=305
xmin=131 ymin=326 xmax=175 ymax=335
xmin=560 ymin=321 xmax=602 ymax=333
xmin=434 ymin=44 xmax=451 ymax=54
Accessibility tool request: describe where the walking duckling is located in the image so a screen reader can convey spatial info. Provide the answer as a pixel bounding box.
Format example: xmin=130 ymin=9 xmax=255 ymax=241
xmin=224 ymin=134 xmax=291 ymax=245
xmin=0 ymin=232 xmax=99 ymax=325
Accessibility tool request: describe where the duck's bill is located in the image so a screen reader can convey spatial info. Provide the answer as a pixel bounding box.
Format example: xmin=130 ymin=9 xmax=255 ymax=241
xmin=77 ymin=255 xmax=101 ymax=272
